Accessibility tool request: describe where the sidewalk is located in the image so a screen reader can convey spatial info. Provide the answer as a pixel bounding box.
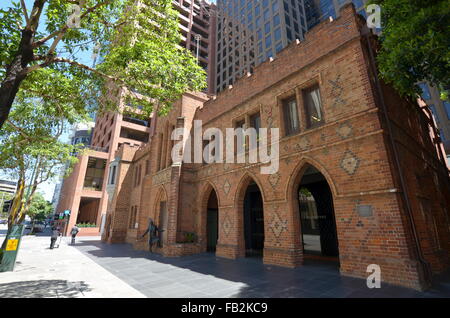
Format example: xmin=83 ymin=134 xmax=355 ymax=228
xmin=0 ymin=226 xmax=145 ymax=298
xmin=73 ymin=237 xmax=450 ymax=298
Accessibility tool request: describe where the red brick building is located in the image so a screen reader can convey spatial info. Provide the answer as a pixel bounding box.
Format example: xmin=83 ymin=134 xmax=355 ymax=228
xmin=102 ymin=5 xmax=450 ymax=290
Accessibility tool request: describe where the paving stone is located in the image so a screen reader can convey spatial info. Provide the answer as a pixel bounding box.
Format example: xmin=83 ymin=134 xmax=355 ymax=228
xmin=70 ymin=237 xmax=450 ymax=298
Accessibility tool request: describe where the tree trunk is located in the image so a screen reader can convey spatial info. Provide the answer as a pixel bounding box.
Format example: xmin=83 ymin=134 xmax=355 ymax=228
xmin=0 ymin=0 xmax=48 ymax=130
xmin=0 ymin=28 xmax=36 ymax=130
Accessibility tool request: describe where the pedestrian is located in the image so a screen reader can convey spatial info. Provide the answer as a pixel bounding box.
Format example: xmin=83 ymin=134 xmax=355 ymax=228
xmin=70 ymin=224 xmax=80 ymax=245
xmin=140 ymin=218 xmax=163 ymax=253
xmin=50 ymin=227 xmax=60 ymax=249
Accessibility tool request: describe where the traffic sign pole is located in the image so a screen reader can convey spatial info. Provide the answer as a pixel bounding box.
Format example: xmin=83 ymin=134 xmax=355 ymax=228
xmin=0 ymin=224 xmax=25 ymax=272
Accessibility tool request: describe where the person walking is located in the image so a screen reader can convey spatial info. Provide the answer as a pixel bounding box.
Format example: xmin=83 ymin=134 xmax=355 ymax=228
xmin=70 ymin=224 xmax=80 ymax=245
xmin=50 ymin=227 xmax=60 ymax=249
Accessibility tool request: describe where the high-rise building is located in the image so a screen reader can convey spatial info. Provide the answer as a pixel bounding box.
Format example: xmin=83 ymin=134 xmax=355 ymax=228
xmin=306 ymin=0 xmax=369 ymax=29
xmin=51 ymin=123 xmax=95 ymax=212
xmin=215 ymin=0 xmax=310 ymax=93
xmin=174 ymin=0 xmax=217 ymax=93
xmin=214 ymin=0 xmax=372 ymax=94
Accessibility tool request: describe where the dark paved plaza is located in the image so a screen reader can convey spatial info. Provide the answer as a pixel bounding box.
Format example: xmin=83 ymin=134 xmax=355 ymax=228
xmin=73 ymin=237 xmax=450 ymax=298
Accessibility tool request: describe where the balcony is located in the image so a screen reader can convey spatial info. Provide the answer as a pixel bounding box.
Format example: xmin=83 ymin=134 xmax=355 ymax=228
xmin=120 ymin=127 xmax=149 ymax=143
xmin=83 ymin=157 xmax=106 ymax=192
xmin=123 ymin=116 xmax=150 ymax=128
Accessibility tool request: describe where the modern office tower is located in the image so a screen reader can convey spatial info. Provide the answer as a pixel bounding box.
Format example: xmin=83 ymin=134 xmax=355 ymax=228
xmin=306 ymin=0 xmax=369 ymax=29
xmin=214 ymin=0 xmax=373 ymax=94
xmin=174 ymin=0 xmax=217 ymax=93
xmin=215 ymin=0 xmax=310 ymax=93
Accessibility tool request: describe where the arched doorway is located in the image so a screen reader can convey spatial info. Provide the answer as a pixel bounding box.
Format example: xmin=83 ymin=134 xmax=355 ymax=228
xmin=298 ymin=165 xmax=339 ymax=259
xmin=206 ymin=190 xmax=219 ymax=252
xmin=158 ymin=201 xmax=168 ymax=247
xmin=243 ymin=182 xmax=264 ymax=257
xmin=154 ymin=187 xmax=168 ymax=247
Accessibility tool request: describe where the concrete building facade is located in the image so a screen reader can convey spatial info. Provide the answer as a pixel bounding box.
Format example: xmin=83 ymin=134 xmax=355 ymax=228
xmin=175 ymin=0 xmax=217 ymax=93
xmin=52 ymin=122 xmax=95 ymax=212
xmin=102 ymin=5 xmax=450 ymax=290
xmin=0 ymin=180 xmax=17 ymax=195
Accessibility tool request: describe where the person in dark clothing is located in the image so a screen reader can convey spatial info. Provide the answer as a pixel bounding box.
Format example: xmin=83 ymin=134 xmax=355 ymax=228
xmin=140 ymin=218 xmax=163 ymax=253
xmin=50 ymin=227 xmax=61 ymax=249
xmin=70 ymin=225 xmax=80 ymax=245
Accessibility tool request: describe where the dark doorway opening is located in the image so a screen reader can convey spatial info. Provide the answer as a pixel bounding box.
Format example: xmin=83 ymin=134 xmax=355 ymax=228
xmin=243 ymin=182 xmax=264 ymax=257
xmin=298 ymin=166 xmax=339 ymax=261
xmin=159 ymin=201 xmax=168 ymax=247
xmin=206 ymin=190 xmax=219 ymax=252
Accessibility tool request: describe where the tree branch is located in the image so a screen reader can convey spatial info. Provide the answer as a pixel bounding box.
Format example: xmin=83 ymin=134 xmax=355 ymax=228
xmin=33 ymin=0 xmax=114 ymax=48
xmin=20 ymin=0 xmax=30 ymax=25
xmin=50 ymin=57 xmax=123 ymax=83
xmin=5 ymin=119 xmax=33 ymax=140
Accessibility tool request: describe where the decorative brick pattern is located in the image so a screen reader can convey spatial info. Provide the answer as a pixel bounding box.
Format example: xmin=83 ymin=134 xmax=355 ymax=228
xmin=269 ymin=209 xmax=288 ymax=247
xmin=223 ymin=179 xmax=231 ymax=195
xmin=328 ymin=75 xmax=346 ymax=108
xmin=340 ymin=150 xmax=360 ymax=175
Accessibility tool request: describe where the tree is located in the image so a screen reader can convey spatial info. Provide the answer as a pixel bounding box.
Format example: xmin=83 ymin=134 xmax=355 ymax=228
xmin=0 ymin=0 xmax=206 ymax=129
xmin=370 ymin=0 xmax=450 ymax=99
xmin=26 ymin=192 xmax=53 ymax=232
xmin=0 ymin=95 xmax=83 ymax=250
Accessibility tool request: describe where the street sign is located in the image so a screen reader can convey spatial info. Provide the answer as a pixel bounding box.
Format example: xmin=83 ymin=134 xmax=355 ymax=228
xmin=5 ymin=239 xmax=18 ymax=251
xmin=0 ymin=224 xmax=25 ymax=272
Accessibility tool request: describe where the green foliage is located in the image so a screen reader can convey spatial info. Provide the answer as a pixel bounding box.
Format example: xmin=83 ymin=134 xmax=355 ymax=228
xmin=76 ymin=222 xmax=96 ymax=228
xmin=27 ymin=192 xmax=53 ymax=221
xmin=299 ymin=187 xmax=312 ymax=197
xmin=370 ymin=0 xmax=450 ymax=99
xmin=0 ymin=0 xmax=207 ymax=128
xmin=182 ymin=232 xmax=197 ymax=243
xmin=0 ymin=97 xmax=83 ymax=225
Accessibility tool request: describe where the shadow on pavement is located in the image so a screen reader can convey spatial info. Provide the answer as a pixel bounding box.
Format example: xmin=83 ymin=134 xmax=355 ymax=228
xmin=0 ymin=280 xmax=91 ymax=298
xmin=71 ymin=238 xmax=450 ymax=298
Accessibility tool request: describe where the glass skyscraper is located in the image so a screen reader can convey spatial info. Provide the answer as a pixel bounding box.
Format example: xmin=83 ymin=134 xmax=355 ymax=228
xmin=215 ymin=0 xmax=309 ymax=93
xmin=214 ymin=0 xmax=369 ymax=94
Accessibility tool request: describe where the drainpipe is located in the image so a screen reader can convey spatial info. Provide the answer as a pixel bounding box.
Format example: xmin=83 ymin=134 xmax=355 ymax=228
xmin=361 ymin=27 xmax=433 ymax=288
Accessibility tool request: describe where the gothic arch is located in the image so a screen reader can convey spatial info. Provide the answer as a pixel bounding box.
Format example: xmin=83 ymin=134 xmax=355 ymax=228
xmin=234 ymin=171 xmax=267 ymax=207
xmin=199 ymin=181 xmax=220 ymax=252
xmin=286 ymin=156 xmax=338 ymax=202
xmin=287 ymin=156 xmax=340 ymax=259
xmin=152 ymin=185 xmax=168 ymax=222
